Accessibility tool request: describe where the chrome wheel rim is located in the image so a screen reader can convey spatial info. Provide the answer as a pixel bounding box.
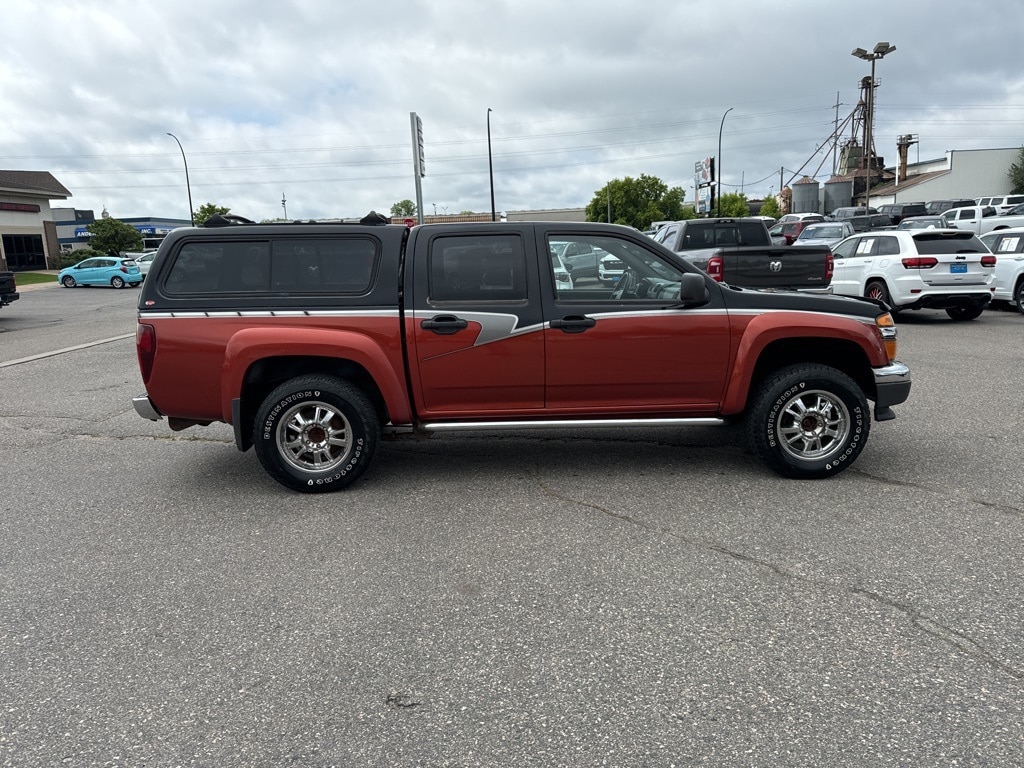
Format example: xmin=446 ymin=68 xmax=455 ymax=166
xmin=277 ymin=400 xmax=352 ymax=473
xmin=777 ymin=389 xmax=851 ymax=462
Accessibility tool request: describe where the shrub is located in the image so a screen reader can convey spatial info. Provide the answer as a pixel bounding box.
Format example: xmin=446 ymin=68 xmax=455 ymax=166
xmin=58 ymin=248 xmax=103 ymax=269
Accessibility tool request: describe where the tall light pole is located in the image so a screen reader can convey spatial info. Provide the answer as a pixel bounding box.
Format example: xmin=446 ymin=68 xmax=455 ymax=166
xmin=851 ymin=42 xmax=896 ymax=209
xmin=166 ymin=132 xmax=194 ymax=226
xmin=487 ymin=108 xmax=496 ymax=221
xmin=716 ymin=107 xmax=734 ymax=217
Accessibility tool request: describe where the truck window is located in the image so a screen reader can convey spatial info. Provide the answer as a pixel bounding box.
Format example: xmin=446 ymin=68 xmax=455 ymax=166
xmin=271 ymin=238 xmax=377 ymax=293
xmin=550 ymin=235 xmax=686 ymax=302
xmin=428 ymin=235 xmax=527 ymax=303
xmin=164 ymin=238 xmax=379 ymax=295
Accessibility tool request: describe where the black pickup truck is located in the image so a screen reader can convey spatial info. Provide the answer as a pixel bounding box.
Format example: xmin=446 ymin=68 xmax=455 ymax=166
xmin=651 ymin=217 xmax=833 ymax=290
xmin=1 ymin=271 xmax=18 ymax=309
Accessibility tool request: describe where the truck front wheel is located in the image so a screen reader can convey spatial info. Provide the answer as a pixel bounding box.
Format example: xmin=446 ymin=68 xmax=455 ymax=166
xmin=747 ymin=364 xmax=869 ymax=479
xmin=253 ymin=375 xmax=380 ymax=493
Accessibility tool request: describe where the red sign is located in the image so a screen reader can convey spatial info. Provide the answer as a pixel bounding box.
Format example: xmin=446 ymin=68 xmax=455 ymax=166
xmin=0 ymin=202 xmax=41 ymax=213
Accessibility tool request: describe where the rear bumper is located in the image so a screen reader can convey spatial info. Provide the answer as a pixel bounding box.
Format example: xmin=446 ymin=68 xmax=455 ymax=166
xmin=898 ymin=291 xmax=991 ymax=311
xmin=132 ymin=394 xmax=163 ymax=421
xmin=0 ymin=291 xmax=18 ymax=306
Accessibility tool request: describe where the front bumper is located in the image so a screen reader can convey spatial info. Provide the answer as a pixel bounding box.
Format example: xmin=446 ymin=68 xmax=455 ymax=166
xmin=872 ymin=361 xmax=911 ymax=420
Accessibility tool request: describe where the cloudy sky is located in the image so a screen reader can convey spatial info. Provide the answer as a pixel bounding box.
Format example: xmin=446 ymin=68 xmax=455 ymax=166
xmin=2 ymin=0 xmax=1022 ymax=223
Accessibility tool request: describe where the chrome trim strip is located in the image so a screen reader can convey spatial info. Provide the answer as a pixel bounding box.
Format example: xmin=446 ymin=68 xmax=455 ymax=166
xmin=420 ymin=417 xmax=724 ymax=432
xmin=873 ymin=361 xmax=910 ymax=384
xmin=137 ymin=309 xmax=401 ymax=319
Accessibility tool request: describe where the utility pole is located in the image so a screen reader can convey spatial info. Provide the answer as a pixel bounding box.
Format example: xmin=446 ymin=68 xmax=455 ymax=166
xmin=833 ymin=91 xmax=843 ymax=176
xmin=281 ymin=192 xmax=287 ymax=220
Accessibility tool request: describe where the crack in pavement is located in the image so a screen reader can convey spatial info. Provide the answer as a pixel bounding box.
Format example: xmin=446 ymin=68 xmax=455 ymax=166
xmin=537 ymin=477 xmax=1023 ymax=683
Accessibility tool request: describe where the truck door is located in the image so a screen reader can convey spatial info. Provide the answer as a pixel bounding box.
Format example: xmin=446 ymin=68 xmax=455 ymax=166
xmin=407 ymin=229 xmax=545 ymax=416
xmin=538 ymin=231 xmax=731 ymax=412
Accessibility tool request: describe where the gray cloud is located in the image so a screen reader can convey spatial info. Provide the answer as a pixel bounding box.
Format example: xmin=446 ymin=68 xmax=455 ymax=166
xmin=2 ymin=0 xmax=1021 ymax=222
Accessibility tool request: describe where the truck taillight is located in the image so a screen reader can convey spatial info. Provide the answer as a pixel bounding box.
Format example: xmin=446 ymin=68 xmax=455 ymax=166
xmin=137 ymin=323 xmax=156 ymax=383
xmin=706 ymin=254 xmax=724 ymax=282
xmin=981 ymin=255 xmax=997 ymax=267
xmin=826 ymin=251 xmax=834 ymax=282
xmin=901 ymin=256 xmax=938 ymax=269
xmin=876 ymin=312 xmax=898 ymax=361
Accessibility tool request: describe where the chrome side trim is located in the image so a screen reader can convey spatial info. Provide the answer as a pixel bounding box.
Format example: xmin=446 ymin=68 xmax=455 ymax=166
xmin=419 ymin=417 xmax=724 ymax=432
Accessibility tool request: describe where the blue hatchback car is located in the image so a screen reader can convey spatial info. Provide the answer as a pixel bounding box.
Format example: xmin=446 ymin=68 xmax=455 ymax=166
xmin=58 ymin=256 xmax=143 ymax=289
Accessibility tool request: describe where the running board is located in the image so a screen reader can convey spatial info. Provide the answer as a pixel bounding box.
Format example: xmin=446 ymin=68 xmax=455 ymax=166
xmin=410 ymin=417 xmax=725 ymax=433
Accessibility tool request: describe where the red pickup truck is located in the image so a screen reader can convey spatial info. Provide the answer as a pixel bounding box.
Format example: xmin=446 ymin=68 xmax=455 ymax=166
xmin=132 ymin=217 xmax=911 ymax=492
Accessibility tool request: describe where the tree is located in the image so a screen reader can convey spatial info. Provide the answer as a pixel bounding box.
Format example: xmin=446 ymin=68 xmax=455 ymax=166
xmin=390 ymin=199 xmax=417 ymax=217
xmin=194 ymin=203 xmax=231 ymax=226
xmin=715 ymin=192 xmax=752 ymax=218
xmin=585 ymin=174 xmax=686 ymax=230
xmin=85 ymin=218 xmax=143 ymax=256
xmin=758 ymin=195 xmax=782 ymax=219
xmin=1009 ymin=146 xmax=1024 ymax=194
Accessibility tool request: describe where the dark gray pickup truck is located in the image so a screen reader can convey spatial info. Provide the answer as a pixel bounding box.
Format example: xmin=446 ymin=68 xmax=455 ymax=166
xmin=0 ymin=271 xmax=18 ymax=309
xmin=651 ymin=217 xmax=833 ymax=291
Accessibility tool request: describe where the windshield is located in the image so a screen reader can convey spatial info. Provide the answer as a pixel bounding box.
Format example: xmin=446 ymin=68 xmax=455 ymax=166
xmin=798 ymin=225 xmax=844 ymax=239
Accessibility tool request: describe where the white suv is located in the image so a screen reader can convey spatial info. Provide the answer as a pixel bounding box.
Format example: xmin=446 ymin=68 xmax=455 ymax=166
xmin=981 ymin=227 xmax=1024 ymax=313
xmin=976 ymin=195 xmax=1024 ymax=215
xmin=830 ymin=229 xmax=996 ymax=320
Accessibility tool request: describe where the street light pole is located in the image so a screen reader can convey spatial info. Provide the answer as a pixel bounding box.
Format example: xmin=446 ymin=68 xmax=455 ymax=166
xmin=166 ymin=132 xmax=194 ymax=226
xmin=487 ymin=108 xmax=496 ymax=221
xmin=851 ymin=42 xmax=896 ymax=210
xmin=716 ymin=107 xmax=734 ymax=217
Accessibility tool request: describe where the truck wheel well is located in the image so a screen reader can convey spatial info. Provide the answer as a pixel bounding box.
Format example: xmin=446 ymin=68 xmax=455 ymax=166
xmin=749 ymin=338 xmax=875 ymax=405
xmin=236 ymin=356 xmax=388 ymax=451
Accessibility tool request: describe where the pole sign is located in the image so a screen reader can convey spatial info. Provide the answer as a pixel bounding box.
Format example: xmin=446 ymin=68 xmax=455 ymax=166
xmin=411 ymin=113 xmax=425 ymax=178
xmin=410 ymin=112 xmax=426 ymax=224
xmin=695 ymin=157 xmax=715 ymax=215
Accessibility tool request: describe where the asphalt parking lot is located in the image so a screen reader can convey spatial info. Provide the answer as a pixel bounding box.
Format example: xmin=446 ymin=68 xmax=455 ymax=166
xmin=1 ymin=284 xmax=1021 ymax=767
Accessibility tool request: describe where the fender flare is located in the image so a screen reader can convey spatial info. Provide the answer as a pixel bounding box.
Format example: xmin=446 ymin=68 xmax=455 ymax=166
xmin=221 ymin=327 xmax=412 ymax=424
xmin=721 ymin=311 xmax=885 ymax=414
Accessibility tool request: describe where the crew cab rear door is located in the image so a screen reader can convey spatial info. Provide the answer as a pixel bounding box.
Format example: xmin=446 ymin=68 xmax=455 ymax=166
xmin=407 ymin=226 xmax=545 ymax=416
xmin=537 ymin=229 xmax=731 ymax=412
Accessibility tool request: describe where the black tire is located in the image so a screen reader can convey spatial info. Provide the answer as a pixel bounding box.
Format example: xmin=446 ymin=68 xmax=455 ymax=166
xmin=252 ymin=375 xmax=380 ymax=493
xmin=111 ymin=276 xmax=126 ymax=289
xmin=945 ymin=305 xmax=985 ymax=321
xmin=747 ymin=364 xmax=870 ymax=479
xmin=1015 ymin=279 xmax=1024 ymax=316
xmin=865 ymin=280 xmax=893 ymax=309
xmin=61 ymin=276 xmax=76 ymax=288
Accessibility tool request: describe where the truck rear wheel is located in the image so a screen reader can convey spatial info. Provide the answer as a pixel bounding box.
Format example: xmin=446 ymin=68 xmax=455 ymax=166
xmin=253 ymin=375 xmax=380 ymax=493
xmin=747 ymin=364 xmax=869 ymax=479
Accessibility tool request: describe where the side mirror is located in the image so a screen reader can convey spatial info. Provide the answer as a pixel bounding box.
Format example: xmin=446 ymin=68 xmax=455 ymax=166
xmin=678 ymin=272 xmax=709 ymax=305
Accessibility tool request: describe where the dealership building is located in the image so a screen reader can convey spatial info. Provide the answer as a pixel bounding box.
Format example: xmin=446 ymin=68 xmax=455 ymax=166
xmin=53 ymin=208 xmax=190 ymax=253
xmin=0 ymin=170 xmax=70 ymax=271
